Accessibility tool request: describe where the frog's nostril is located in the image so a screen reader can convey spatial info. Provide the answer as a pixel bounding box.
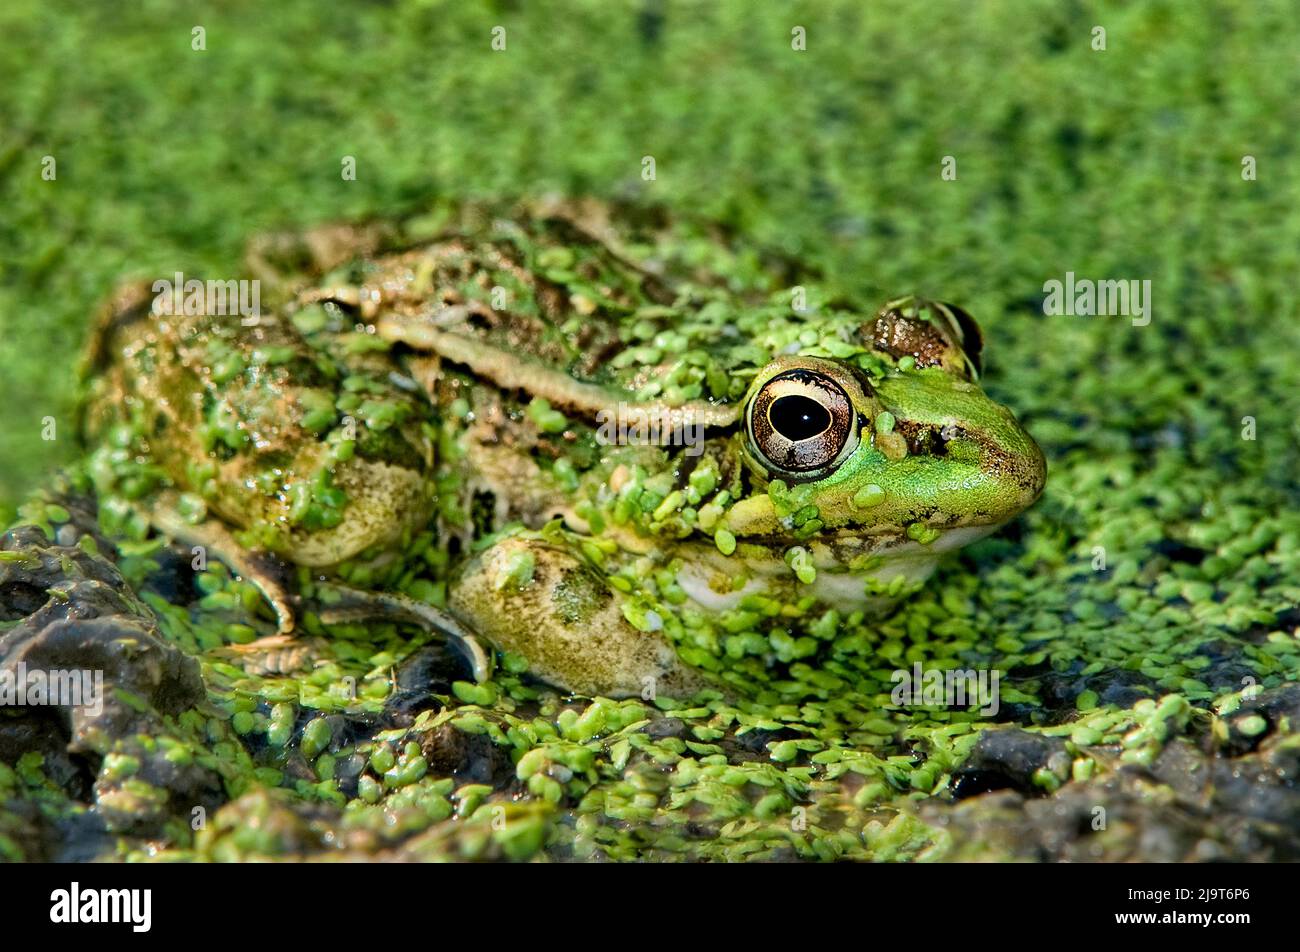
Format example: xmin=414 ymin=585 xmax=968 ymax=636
xmin=892 ymin=420 xmax=952 ymax=458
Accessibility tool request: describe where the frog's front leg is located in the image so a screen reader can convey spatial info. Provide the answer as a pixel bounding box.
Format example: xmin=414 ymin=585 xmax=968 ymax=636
xmin=312 ymin=583 xmax=492 ymax=684
xmin=448 ymin=532 xmax=710 ymax=700
xmin=152 ymin=502 xmax=491 ymax=683
xmin=150 ymin=500 xmax=298 ymax=634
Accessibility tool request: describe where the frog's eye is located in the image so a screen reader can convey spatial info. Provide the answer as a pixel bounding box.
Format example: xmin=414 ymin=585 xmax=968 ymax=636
xmin=747 ymin=369 xmax=858 ymax=478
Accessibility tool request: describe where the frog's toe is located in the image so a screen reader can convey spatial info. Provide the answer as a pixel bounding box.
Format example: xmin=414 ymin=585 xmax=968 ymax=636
xmin=215 ymin=634 xmax=327 ymax=677
xmin=449 ymin=535 xmax=709 ymax=700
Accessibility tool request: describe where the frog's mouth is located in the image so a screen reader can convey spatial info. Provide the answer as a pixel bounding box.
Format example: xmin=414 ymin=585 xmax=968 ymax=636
xmin=673 ymin=522 xmax=1002 ymax=615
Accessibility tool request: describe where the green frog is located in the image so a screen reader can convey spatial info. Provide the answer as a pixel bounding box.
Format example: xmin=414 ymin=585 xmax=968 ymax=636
xmin=80 ymin=199 xmax=1046 ymax=699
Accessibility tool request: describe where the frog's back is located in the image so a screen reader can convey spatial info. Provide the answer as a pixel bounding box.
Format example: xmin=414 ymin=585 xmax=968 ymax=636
xmin=277 ymin=201 xmax=822 ymax=406
xmin=268 ymin=200 xmax=992 ymax=539
xmin=80 ymin=281 xmax=436 ymax=566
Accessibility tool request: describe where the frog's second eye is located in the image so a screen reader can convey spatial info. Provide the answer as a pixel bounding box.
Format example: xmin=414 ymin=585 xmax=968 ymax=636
xmin=747 ymin=370 xmax=858 ymax=478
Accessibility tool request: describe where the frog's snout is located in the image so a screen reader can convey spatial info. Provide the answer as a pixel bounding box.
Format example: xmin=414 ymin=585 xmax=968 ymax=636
xmin=1015 ymin=423 xmax=1048 ymax=505
xmin=918 ymin=407 xmax=1047 ymax=525
xmin=876 ymin=377 xmax=1047 ymax=530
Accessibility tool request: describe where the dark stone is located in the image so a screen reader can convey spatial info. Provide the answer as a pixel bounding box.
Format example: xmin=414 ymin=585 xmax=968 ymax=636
xmin=951 ymin=729 xmax=1069 ymax=798
xmin=641 ymin=716 xmax=685 ymax=739
xmin=331 ymin=752 xmax=369 ymax=799
xmin=729 ymin=725 xmax=801 ymax=756
xmin=385 ymin=642 xmax=474 ymax=717
xmin=932 ymin=686 xmax=1300 ymax=861
xmin=0 ymin=526 xmax=220 ymax=842
xmin=1213 ymin=683 xmax=1300 ymax=757
xmin=418 ymin=721 xmax=515 ymax=788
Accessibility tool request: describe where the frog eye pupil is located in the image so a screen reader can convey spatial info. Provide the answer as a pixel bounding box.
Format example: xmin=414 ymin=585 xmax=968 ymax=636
xmin=747 ymin=368 xmax=859 ymax=479
xmin=769 ymin=395 xmax=830 ymax=441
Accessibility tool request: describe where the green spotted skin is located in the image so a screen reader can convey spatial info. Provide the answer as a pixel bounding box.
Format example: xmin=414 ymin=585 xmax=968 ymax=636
xmin=81 ymin=290 xmax=435 ymax=566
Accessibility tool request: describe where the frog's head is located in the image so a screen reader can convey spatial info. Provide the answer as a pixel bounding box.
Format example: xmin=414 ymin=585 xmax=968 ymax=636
xmin=721 ymin=300 xmax=1046 ymax=567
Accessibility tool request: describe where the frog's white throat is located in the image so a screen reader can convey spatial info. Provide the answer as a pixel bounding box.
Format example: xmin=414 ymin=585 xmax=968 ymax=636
xmin=675 ymin=524 xmax=999 ymax=615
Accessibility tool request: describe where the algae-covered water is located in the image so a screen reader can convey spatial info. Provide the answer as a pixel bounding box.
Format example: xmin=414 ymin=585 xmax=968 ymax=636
xmin=2 ymin=1 xmax=1299 ymax=861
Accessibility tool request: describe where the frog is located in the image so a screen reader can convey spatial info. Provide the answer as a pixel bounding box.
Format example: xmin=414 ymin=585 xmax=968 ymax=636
xmin=79 ymin=197 xmax=1046 ymax=699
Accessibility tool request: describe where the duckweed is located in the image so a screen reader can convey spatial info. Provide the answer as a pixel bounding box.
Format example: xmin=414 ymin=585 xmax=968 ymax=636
xmin=5 ymin=0 xmax=1300 ymax=864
